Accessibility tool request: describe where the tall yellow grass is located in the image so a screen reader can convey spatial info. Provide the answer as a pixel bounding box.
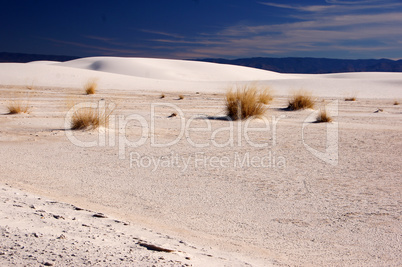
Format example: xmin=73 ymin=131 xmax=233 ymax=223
xmin=70 ymin=104 xmax=113 ymax=130
xmin=7 ymin=100 xmax=31 ymax=114
xmin=316 ymin=109 xmax=332 ymax=123
xmin=258 ymin=87 xmax=274 ymax=104
xmin=84 ymin=79 xmax=98 ymax=95
xmin=287 ymin=91 xmax=315 ymax=110
xmin=225 ymin=85 xmax=271 ymax=120
xmin=345 ymin=96 xmax=356 ymax=101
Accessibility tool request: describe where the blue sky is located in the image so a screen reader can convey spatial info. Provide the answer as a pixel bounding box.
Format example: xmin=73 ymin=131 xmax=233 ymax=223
xmin=1 ymin=0 xmax=401 ymax=59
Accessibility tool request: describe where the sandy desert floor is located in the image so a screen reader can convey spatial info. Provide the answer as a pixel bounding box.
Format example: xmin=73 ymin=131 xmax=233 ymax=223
xmin=0 ymin=79 xmax=401 ymax=266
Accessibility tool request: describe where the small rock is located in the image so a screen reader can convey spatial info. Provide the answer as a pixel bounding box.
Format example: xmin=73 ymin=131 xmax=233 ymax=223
xmin=32 ymin=233 xmax=41 ymax=238
xmin=43 ymin=262 xmax=53 ymax=266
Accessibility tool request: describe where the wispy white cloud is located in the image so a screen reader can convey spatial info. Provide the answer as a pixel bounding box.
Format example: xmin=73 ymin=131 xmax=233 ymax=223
xmin=325 ymin=0 xmax=383 ymax=4
xmin=84 ymin=35 xmax=116 ymax=42
xmin=44 ymin=38 xmax=143 ymax=56
xmin=258 ymin=1 xmax=402 ymax=13
xmin=258 ymin=2 xmax=330 ymax=12
xmin=46 ymin=1 xmax=402 ymax=59
xmin=158 ymin=0 xmax=402 ymax=58
xmin=140 ymin=30 xmax=184 ymax=39
xmin=150 ymin=38 xmax=225 ymax=45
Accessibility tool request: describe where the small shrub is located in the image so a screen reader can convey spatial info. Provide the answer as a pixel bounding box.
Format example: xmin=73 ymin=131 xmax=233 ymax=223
xmin=71 ymin=105 xmax=113 ymax=130
xmin=287 ymin=91 xmax=315 ymax=110
xmin=393 ymin=100 xmax=399 ymax=105
xmin=345 ymin=97 xmax=356 ymax=101
xmin=316 ymin=109 xmax=332 ymax=123
xmin=7 ymin=100 xmax=30 ymax=114
xmin=258 ymin=87 xmax=274 ymax=104
xmin=160 ymin=93 xmax=165 ymax=99
xmin=178 ymin=95 xmax=184 ymax=100
xmin=27 ymin=82 xmax=35 ymax=90
xmin=225 ymin=85 xmax=267 ymax=120
xmin=85 ymin=79 xmax=98 ymax=95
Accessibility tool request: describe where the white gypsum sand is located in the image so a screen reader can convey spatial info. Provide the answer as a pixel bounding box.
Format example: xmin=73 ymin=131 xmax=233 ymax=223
xmin=0 ymin=57 xmax=401 ymax=266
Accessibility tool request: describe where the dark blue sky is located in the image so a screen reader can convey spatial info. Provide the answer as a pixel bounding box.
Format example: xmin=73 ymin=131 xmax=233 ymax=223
xmin=1 ymin=0 xmax=401 ymax=59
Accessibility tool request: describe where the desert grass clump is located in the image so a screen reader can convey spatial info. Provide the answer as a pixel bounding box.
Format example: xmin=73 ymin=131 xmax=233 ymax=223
xmin=70 ymin=105 xmax=113 ymax=130
xmin=258 ymin=87 xmax=274 ymax=105
xmin=84 ymin=79 xmax=98 ymax=95
xmin=178 ymin=94 xmax=184 ymax=100
xmin=160 ymin=93 xmax=165 ymax=99
xmin=393 ymin=100 xmax=399 ymax=105
xmin=345 ymin=96 xmax=356 ymax=101
xmin=26 ymin=81 xmax=35 ymax=90
xmin=225 ymin=85 xmax=268 ymax=120
xmin=287 ymin=91 xmax=315 ymax=110
xmin=316 ymin=109 xmax=332 ymax=123
xmin=7 ymin=100 xmax=31 ymax=114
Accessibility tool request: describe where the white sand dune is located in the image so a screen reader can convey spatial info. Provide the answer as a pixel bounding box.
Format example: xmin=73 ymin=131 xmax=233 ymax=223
xmin=0 ymin=56 xmax=400 ymax=98
xmin=54 ymin=57 xmax=290 ymax=81
xmin=1 ymin=56 xmax=401 ymax=266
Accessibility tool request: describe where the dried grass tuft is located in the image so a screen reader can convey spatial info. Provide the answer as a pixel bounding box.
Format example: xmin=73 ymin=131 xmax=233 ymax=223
xmin=225 ymin=85 xmax=268 ymax=120
xmin=71 ymin=105 xmax=113 ymax=130
xmin=85 ymin=79 xmax=98 ymax=95
xmin=345 ymin=97 xmax=356 ymax=101
xmin=7 ymin=100 xmax=31 ymax=114
xmin=316 ymin=109 xmax=332 ymax=123
xmin=258 ymin=87 xmax=274 ymax=104
xmin=287 ymin=91 xmax=315 ymax=110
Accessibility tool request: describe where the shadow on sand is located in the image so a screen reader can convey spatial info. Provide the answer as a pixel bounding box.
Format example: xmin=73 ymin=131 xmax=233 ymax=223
xmin=198 ymin=115 xmax=233 ymax=121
